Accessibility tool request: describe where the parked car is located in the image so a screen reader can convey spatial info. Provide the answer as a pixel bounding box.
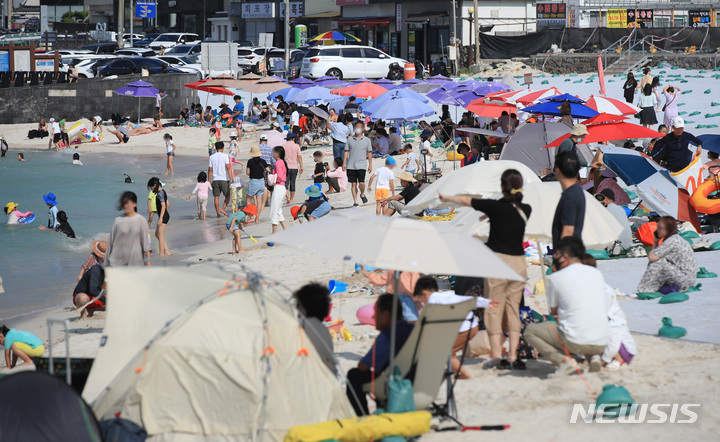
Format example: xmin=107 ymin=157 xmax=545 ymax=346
xmin=288 ymin=47 xmax=309 ymax=79
xmin=89 ymin=58 xmax=117 ymax=77
xmin=165 ymin=43 xmax=201 ymax=62
xmin=98 ymin=57 xmax=183 ymax=76
xmin=265 ymin=49 xmax=303 ymax=76
xmin=48 ymin=49 xmax=92 ymax=57
xmin=81 ymin=43 xmax=118 ymax=55
xmin=60 ymin=56 xmax=117 ymax=78
xmin=134 ymin=33 xmax=161 ymax=48
xmin=238 ymin=47 xmax=275 ymax=74
xmin=155 ymin=56 xmax=202 ymax=75
xmin=114 ymin=48 xmax=156 ymax=57
xmin=122 ymin=33 xmax=144 ymax=45
xmin=301 ymin=45 xmax=407 ymax=80
xmin=149 ymin=33 xmax=201 ymax=52
xmin=234 ymin=40 xmax=254 ymax=47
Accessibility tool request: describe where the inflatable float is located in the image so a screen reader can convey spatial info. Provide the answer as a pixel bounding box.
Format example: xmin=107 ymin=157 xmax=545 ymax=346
xmin=285 ymin=411 xmax=432 ymax=442
xmin=66 ymin=122 xmax=85 ymax=144
xmin=691 ymin=178 xmax=720 ymax=214
xmin=18 ymin=213 xmax=35 ymax=224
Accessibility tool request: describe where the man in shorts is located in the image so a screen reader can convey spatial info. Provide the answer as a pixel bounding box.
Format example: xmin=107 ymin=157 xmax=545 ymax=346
xmin=108 ymin=121 xmax=130 ymax=144
xmin=208 ymin=141 xmax=233 ymax=217
xmin=283 ymin=132 xmax=303 ymax=204
xmin=344 ymin=120 xmax=373 ymax=207
xmin=379 ymin=172 xmax=420 ymax=216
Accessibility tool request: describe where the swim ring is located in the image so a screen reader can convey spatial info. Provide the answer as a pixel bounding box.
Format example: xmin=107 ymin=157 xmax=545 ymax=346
xmin=690 ymin=178 xmax=720 ymax=214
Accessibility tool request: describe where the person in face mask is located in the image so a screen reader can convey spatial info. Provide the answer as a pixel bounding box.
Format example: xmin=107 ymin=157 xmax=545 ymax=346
xmin=343 ymin=121 xmax=373 ymax=207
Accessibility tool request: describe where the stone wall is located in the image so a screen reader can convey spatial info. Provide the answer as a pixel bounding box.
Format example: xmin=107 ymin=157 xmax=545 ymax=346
xmin=0 ymin=73 xmax=199 ymax=124
xmin=524 ymin=53 xmax=720 ymax=75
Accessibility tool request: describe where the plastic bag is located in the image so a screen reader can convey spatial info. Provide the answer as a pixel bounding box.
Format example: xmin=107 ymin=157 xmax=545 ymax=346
xmin=386 ymin=367 xmax=416 ymax=414
xmin=587 ymin=249 xmax=610 ymax=260
xmin=658 ymin=317 xmax=687 ymax=338
xmin=636 ymin=292 xmax=662 ymax=300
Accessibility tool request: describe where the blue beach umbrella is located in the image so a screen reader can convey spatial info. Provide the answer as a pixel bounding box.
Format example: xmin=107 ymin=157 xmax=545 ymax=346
xmin=367 ymin=97 xmax=436 ymax=121
xmin=268 ymin=86 xmax=301 ymax=102
xmin=521 ymin=100 xmax=599 ymax=119
xmin=313 ymin=76 xmax=349 ymax=88
xmin=542 ymin=93 xmax=587 ymax=103
xmin=394 ymin=78 xmax=421 ymax=89
xmin=374 ymin=78 xmax=397 ymax=90
xmin=290 ymin=86 xmax=344 ymax=105
xmin=359 ymin=89 xmax=430 ymax=115
xmin=288 ymin=77 xmax=314 ymax=89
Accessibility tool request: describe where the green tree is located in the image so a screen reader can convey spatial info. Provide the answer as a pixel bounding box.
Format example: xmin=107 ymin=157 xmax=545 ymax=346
xmin=61 ymin=11 xmax=89 ymax=23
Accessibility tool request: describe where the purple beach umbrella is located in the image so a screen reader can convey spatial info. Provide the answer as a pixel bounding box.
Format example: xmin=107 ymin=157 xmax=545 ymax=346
xmin=113 ymin=80 xmax=159 ymax=122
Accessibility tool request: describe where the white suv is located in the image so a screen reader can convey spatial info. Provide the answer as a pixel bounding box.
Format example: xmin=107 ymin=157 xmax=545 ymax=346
xmin=238 ymin=47 xmax=275 ymax=73
xmin=149 ymin=33 xmax=201 ymax=52
xmin=300 ymin=45 xmax=406 ymax=80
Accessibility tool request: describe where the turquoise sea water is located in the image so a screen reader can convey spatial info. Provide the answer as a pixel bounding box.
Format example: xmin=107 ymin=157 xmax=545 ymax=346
xmin=0 ymin=150 xmax=157 ymax=320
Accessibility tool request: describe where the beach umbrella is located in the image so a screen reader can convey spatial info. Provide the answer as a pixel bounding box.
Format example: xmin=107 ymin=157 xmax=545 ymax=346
xmin=601 ymin=145 xmax=701 ymax=230
xmin=374 ymin=78 xmax=397 ymax=90
xmin=367 ymin=97 xmax=436 ymax=121
xmin=258 ymin=130 xmax=286 ymax=147
xmin=485 ymin=87 xmax=563 ymax=105
xmin=465 ymin=99 xmax=517 ymax=118
xmin=450 ymin=181 xmax=624 ymax=249
xmin=405 ymin=160 xmax=542 ymax=212
xmin=113 ymin=80 xmax=159 ymax=122
xmin=184 ymin=79 xmax=211 ymax=90
xmin=454 ymin=127 xmax=511 ymax=138
xmin=542 ymin=93 xmax=586 ymax=103
xmin=240 ymin=76 xmax=289 ymax=94
xmin=268 ymin=86 xmax=301 ymax=102
xmin=289 ymin=77 xmax=314 ymax=89
xmin=426 ymin=74 xmax=452 ymax=84
xmin=331 ymin=81 xmax=388 ymax=99
xmin=197 ymin=86 xmax=236 ymax=96
xmin=394 ymin=78 xmax=421 ymax=89
xmin=359 ymin=89 xmax=430 ymax=115
xmin=268 ymin=209 xmax=523 ymax=281
xmin=291 ymin=85 xmax=344 ymax=105
xmin=697 ymin=134 xmax=720 ymax=155
xmin=351 ymin=77 xmax=373 ymax=83
xmin=308 ymin=105 xmax=329 ymax=120
xmin=544 ymin=113 xmax=661 ymax=148
xmin=585 ymin=96 xmax=641 ymax=116
xmin=203 ymin=77 xmax=246 ymax=88
xmin=497 ymin=122 xmax=573 ymax=175
xmin=308 ymin=31 xmax=361 ymax=46
xmin=409 ymin=82 xmax=442 ymax=93
xmin=481 ymin=80 xmax=512 ymax=90
xmin=521 ymin=100 xmax=599 ymax=119
xmin=313 ymin=75 xmax=349 ymax=89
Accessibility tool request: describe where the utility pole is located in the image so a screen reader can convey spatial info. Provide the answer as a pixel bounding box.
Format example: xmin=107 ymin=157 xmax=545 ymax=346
xmin=118 ymin=0 xmax=125 ymax=48
xmin=129 ymin=0 xmax=133 ymax=47
xmin=451 ymin=0 xmax=457 ymax=74
xmin=203 ymin=0 xmax=207 ymax=38
xmin=473 ymin=0 xmax=480 ymax=65
xmin=284 ymin=0 xmax=290 ymax=79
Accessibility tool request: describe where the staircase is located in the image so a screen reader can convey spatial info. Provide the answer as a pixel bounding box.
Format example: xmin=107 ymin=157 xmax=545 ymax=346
xmin=605 ymin=52 xmax=652 ymax=75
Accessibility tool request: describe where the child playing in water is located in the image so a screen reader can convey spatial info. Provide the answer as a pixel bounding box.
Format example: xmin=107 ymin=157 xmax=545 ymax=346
xmin=368 ymin=157 xmax=396 ymax=215
xmin=72 ymin=152 xmax=82 ymax=165
xmin=148 ymin=177 xmax=170 ymax=256
xmin=4 ymin=202 xmax=32 ymax=225
xmin=43 ymin=192 xmax=59 ymax=229
xmin=164 ymin=133 xmax=176 ymax=175
xmin=208 ymin=128 xmax=217 ymax=156
xmin=188 ymin=171 xmax=211 ymax=220
xmin=17 ymin=153 xmax=25 ymax=162
xmin=38 ymin=210 xmax=75 ymax=238
xmin=226 ymin=204 xmax=257 ymax=254
xmin=147 ymin=188 xmax=157 ymax=228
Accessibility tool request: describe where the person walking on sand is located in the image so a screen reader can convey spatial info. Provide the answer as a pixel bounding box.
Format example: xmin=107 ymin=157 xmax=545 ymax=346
xmin=148 ymin=178 xmax=171 ymax=256
xmin=637 ymin=84 xmax=658 ymax=129
xmin=662 ymin=85 xmax=680 ymax=129
xmin=188 ymin=171 xmax=211 ymax=220
xmin=623 ymin=72 xmax=637 ymax=104
xmin=552 ymin=151 xmax=585 ymax=249
xmin=246 ymin=145 xmax=268 ymax=220
xmin=208 ymin=141 xmax=233 ymax=217
xmin=344 ymin=120 xmax=373 ymax=207
xmin=440 ymin=169 xmax=532 ymax=370
xmin=1 ymin=325 xmax=45 ymax=369
xmin=269 ymin=146 xmax=289 ymax=234
xmin=283 ymin=132 xmax=303 ymax=204
xmin=164 ymin=133 xmax=176 ymax=175
xmin=106 ymin=191 xmax=151 ymax=267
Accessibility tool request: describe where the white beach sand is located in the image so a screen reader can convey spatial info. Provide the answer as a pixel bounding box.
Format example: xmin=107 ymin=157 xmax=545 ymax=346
xmin=2 ymin=67 xmax=720 ymax=439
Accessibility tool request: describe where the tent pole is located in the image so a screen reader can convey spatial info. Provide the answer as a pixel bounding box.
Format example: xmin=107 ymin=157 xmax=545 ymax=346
xmin=388 ymin=270 xmax=401 ymax=381
xmin=628 ymin=199 xmax=643 ymax=217
xmin=539 ymin=242 xmax=549 ymax=296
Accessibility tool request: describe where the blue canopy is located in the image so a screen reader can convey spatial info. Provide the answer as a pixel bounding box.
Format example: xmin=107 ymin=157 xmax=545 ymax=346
xmin=359 ymin=89 xmax=429 ymax=115
xmin=542 ymin=93 xmax=586 ymax=103
xmin=368 ymin=97 xmax=436 ymax=121
xmin=268 ymin=86 xmax=301 ymax=102
xmin=521 ymin=100 xmax=598 ymax=118
xmin=290 ymin=86 xmax=343 ymax=105
xmin=698 ymin=134 xmax=720 ymax=155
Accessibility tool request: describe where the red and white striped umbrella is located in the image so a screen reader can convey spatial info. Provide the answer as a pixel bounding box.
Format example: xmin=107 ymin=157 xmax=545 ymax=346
xmin=485 ymin=87 xmax=563 ymax=105
xmin=586 ymin=96 xmax=640 ymax=116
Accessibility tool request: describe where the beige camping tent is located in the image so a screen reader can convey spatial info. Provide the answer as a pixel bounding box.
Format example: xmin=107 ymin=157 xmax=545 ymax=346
xmin=84 ymin=267 xmax=354 ymax=441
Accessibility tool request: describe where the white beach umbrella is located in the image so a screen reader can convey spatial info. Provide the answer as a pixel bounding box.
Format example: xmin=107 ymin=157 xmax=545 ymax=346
xmin=267 ymin=209 xmax=523 ymax=281
xmin=450 ymin=181 xmax=624 ymax=249
xmin=406 ymin=160 xmax=542 ymax=212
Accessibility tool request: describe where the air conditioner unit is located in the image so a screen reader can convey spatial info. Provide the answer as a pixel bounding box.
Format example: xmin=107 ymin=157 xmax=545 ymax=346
xmin=169 ymin=1 xmax=176 ymax=7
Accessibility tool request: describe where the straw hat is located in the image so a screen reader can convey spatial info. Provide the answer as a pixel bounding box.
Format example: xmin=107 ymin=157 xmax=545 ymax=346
xmin=570 ymin=124 xmax=588 ymax=137
xmin=92 ymin=240 xmax=107 ymax=259
xmin=398 ymin=172 xmax=417 ymax=183
xmin=249 ymin=145 xmax=261 ymax=157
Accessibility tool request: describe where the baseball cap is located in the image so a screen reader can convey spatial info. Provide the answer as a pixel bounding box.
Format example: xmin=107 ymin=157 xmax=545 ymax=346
xmin=672 ymin=117 xmax=685 ymax=128
xmin=386 ymin=157 xmax=397 ymax=166
xmin=259 ymin=135 xmax=268 ymax=141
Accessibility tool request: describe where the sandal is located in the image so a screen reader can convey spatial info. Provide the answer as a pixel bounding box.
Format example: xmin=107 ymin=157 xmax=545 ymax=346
xmin=512 ymin=359 xmax=527 ymax=370
xmin=482 ymin=358 xmax=504 ymax=370
xmin=499 ymin=359 xmax=511 ymax=370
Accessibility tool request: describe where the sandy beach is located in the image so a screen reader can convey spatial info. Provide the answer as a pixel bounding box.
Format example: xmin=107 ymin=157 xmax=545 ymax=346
xmin=2 ymin=69 xmax=720 ymax=440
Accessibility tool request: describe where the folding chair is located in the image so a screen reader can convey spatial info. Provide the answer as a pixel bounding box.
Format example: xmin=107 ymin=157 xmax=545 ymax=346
xmin=363 ymin=299 xmax=474 ymax=412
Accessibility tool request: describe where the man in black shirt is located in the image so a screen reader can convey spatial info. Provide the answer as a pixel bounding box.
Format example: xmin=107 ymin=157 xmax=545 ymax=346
xmin=651 ymin=117 xmax=703 ymax=172
xmin=73 ymin=265 xmax=105 ymax=320
xmin=380 ymin=172 xmax=420 ymax=216
xmin=552 ymin=151 xmax=585 ymax=249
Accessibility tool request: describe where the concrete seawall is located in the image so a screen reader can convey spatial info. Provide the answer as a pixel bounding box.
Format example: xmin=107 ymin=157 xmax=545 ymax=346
xmin=0 ymin=73 xmax=199 ymax=124
xmin=521 ymin=54 xmax=720 ymax=75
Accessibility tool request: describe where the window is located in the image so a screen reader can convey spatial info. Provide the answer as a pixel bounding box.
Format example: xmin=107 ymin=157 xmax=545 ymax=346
xmin=113 ymin=60 xmax=134 ymax=69
xmin=364 ymin=48 xmax=384 ymax=58
xmin=341 ymin=47 xmax=363 ymax=58
xmin=306 ymin=48 xmax=321 ymax=58
xmin=322 ymin=48 xmax=341 ymax=56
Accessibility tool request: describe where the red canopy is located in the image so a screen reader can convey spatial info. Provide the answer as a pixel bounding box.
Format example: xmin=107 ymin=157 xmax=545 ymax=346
xmin=184 ymin=79 xmax=211 ymax=90
xmin=197 ymin=86 xmax=236 ymax=96
xmin=465 ymin=98 xmax=517 ymax=117
xmin=544 ymin=113 xmax=662 ymax=148
xmin=331 ymin=82 xmax=388 ymax=99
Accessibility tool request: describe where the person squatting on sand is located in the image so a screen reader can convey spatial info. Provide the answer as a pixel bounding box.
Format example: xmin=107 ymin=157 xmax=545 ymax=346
xmin=1 ymin=325 xmax=44 ymax=369
xmin=637 ymin=216 xmax=697 ymax=293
